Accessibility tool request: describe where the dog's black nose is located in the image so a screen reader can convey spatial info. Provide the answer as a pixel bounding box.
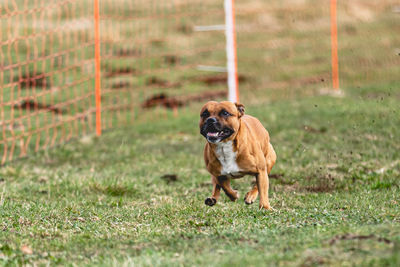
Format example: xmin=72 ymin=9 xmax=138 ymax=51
xmin=206 ymin=117 xmax=217 ymax=124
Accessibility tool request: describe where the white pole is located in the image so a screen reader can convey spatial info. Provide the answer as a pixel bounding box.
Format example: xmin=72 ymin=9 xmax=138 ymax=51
xmin=194 ymin=25 xmax=226 ymax=31
xmin=224 ymin=0 xmax=239 ymax=103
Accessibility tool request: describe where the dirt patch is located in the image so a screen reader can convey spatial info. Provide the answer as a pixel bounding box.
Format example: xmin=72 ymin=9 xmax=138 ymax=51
xmin=272 ymin=171 xmax=343 ymax=193
xmin=142 ymin=90 xmax=226 ymax=110
xmin=111 ymin=81 xmax=131 ymax=89
xmin=105 ymin=67 xmax=138 ymax=78
xmin=193 ymin=74 xmax=249 ymax=86
xmin=14 ymin=72 xmax=51 ymax=89
xmin=177 ymin=24 xmax=192 ymax=34
xmin=304 ymin=173 xmax=336 ymax=193
xmin=164 ymin=55 xmax=181 ymax=66
xmin=14 ymin=99 xmax=65 ymax=114
xmin=303 ymin=125 xmax=327 ymax=134
xmin=183 ymin=90 xmax=226 ymax=103
xmin=161 ymin=174 xmax=178 ymax=183
xmin=141 ymin=93 xmax=183 ymax=110
xmin=329 ymin=234 xmax=392 ymax=245
xmin=269 ymin=173 xmax=284 ymax=179
xmin=114 ymin=48 xmax=141 ymax=57
xmin=305 ymin=184 xmax=334 ymax=193
xmin=273 ymin=182 xmax=300 ymax=193
xmin=146 ymin=76 xmax=181 ymax=88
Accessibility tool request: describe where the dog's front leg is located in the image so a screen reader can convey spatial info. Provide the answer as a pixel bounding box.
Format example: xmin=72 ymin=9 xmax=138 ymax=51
xmin=217 ymin=175 xmax=239 ymax=201
xmin=256 ymin=170 xmax=271 ymax=210
xmin=205 ymin=176 xmax=221 ymax=206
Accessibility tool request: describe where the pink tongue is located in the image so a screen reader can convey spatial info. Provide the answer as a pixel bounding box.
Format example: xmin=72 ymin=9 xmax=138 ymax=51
xmin=207 ymin=132 xmax=218 ymax=137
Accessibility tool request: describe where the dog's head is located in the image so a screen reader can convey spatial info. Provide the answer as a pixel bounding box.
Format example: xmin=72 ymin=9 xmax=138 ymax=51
xmin=199 ymin=101 xmax=245 ymax=144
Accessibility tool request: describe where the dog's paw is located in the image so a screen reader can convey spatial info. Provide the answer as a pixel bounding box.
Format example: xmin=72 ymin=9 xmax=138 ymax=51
xmin=228 ymin=190 xmax=239 ymax=202
xmin=205 ymin=197 xmax=217 ymax=206
xmin=259 ymin=203 xmax=274 ymax=211
xmin=244 ymin=192 xmax=257 ymax=205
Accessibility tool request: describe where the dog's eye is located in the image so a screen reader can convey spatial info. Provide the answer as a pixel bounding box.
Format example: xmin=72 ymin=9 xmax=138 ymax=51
xmin=220 ymin=110 xmax=231 ymax=117
xmin=201 ymin=110 xmax=210 ymax=118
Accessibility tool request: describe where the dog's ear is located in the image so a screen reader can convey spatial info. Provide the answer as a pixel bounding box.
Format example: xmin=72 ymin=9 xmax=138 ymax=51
xmin=235 ymin=103 xmax=245 ymax=118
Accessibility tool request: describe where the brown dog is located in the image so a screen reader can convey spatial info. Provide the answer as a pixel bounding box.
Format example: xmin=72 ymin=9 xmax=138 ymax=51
xmin=199 ymin=101 xmax=276 ymax=210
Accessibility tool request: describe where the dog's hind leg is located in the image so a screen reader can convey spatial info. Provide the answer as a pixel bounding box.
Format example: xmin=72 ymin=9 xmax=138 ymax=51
xmin=217 ymin=175 xmax=239 ymax=201
xmin=205 ymin=176 xmax=221 ymax=206
xmin=244 ymin=180 xmax=258 ymax=205
xmin=266 ymin=143 xmax=276 ymax=175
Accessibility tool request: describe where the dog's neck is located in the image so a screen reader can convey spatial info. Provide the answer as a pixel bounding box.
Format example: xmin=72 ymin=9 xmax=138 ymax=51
xmin=229 ymin=118 xmax=243 ymax=149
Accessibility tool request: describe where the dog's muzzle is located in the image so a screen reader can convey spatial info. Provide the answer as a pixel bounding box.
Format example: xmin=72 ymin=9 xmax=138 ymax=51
xmin=201 ymin=117 xmax=234 ymax=143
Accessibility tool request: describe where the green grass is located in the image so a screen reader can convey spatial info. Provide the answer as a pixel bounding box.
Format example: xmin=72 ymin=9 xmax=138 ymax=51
xmin=1 ymin=83 xmax=400 ymax=266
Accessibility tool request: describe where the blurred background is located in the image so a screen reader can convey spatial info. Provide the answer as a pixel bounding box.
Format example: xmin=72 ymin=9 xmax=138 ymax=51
xmin=0 ymin=0 xmax=399 ymax=162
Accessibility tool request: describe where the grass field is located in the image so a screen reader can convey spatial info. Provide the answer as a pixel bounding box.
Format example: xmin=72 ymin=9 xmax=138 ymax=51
xmin=1 ymin=82 xmax=400 ymax=265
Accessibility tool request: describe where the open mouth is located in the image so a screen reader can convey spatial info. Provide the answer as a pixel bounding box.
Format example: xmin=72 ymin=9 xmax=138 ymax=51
xmin=202 ymin=126 xmax=233 ymax=142
xmin=206 ymin=131 xmax=222 ymax=138
xmin=200 ymin=117 xmax=234 ymax=143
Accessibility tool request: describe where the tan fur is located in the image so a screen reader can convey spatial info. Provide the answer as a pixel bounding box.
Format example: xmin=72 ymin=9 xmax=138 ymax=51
xmin=200 ymin=101 xmax=276 ymax=210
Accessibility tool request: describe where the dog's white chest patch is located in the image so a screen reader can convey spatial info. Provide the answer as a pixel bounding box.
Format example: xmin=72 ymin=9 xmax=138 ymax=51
xmin=215 ymin=141 xmax=241 ymax=176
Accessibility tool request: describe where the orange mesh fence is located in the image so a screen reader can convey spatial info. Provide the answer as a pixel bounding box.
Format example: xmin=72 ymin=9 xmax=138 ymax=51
xmin=1 ymin=0 xmax=228 ymax=164
xmin=1 ymin=0 xmax=96 ymax=164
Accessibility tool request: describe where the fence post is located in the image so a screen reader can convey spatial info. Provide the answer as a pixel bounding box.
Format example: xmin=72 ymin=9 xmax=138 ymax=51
xmin=94 ymin=0 xmax=102 ymax=135
xmin=330 ymin=0 xmax=339 ymax=90
xmin=224 ymin=0 xmax=239 ymax=103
